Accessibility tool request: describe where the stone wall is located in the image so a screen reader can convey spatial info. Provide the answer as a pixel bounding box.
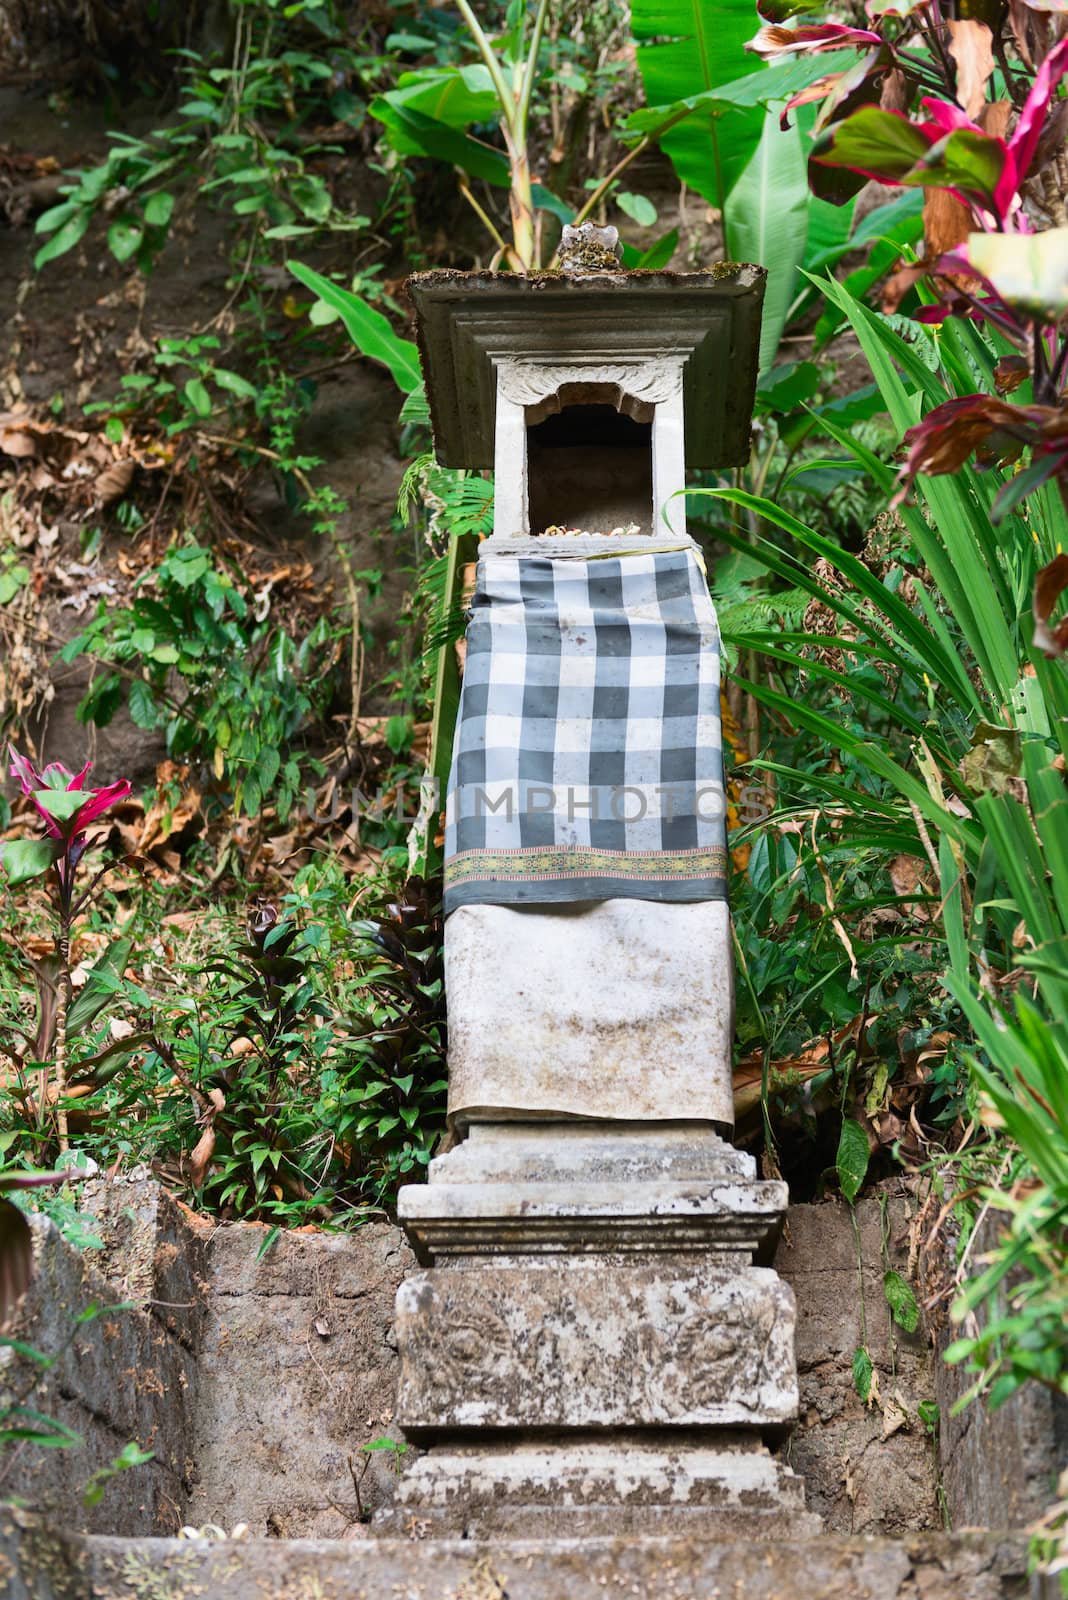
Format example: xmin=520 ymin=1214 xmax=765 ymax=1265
xmin=928 ymin=1215 xmax=1068 ymax=1529
xmin=5 ymin=1177 xmax=1064 ymax=1542
xmin=774 ymin=1190 xmax=942 ymax=1536
xmin=5 ymin=1186 xmax=413 ymax=1539
xmin=4 ymin=1211 xmax=198 ymax=1536
xmin=183 ymin=1219 xmax=414 ymax=1537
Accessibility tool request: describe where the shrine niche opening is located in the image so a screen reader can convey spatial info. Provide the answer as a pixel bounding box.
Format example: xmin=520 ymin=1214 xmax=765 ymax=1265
xmin=525 ymin=387 xmax=653 ymax=536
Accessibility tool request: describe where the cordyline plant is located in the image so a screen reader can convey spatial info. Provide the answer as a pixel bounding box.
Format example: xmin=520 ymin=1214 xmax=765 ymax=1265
xmin=749 ymin=0 xmax=1068 ymax=516
xmin=0 ymin=749 xmax=133 ymax=1154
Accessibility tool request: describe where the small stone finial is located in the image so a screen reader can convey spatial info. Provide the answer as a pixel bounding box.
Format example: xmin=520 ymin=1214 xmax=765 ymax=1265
xmin=557 ymin=222 xmax=623 ymax=276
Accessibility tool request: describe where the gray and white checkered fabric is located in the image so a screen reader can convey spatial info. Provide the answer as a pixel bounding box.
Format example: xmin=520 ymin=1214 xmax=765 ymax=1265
xmin=443 ymin=547 xmax=728 ymax=914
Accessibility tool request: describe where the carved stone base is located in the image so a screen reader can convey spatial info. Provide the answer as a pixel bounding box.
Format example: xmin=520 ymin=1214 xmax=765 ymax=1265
xmin=396 ymin=1261 xmax=798 ymax=1436
xmin=389 ymin=1122 xmax=814 ymax=1535
xmin=376 ymin=1438 xmax=821 ymax=1538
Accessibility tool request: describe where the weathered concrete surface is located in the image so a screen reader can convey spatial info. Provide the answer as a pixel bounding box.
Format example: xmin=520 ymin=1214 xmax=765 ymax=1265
xmin=396 ymin=1262 xmax=797 ymax=1435
xmin=929 ymin=1215 xmax=1068 ymax=1529
xmin=445 ymin=899 xmax=734 ymax=1129
xmin=378 ymin=1437 xmax=820 ymax=1538
xmin=183 ymin=1220 xmax=415 ymax=1538
xmin=76 ymin=1174 xmax=208 ymax=1350
xmin=774 ymin=1192 xmax=941 ymax=1537
xmin=0 ymin=1509 xmax=1033 ymax=1600
xmin=5 ymin=1216 xmax=197 ymax=1536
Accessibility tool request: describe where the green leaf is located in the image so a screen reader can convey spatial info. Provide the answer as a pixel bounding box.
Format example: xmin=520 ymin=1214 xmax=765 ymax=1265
xmin=32 ymin=789 xmax=84 ymax=824
xmin=291 ymin=175 xmax=332 ymax=223
xmin=184 ymin=378 xmax=212 ymax=417
xmin=942 ymin=1337 xmax=976 ymax=1365
xmin=34 ymin=209 xmax=90 ymax=270
xmin=385 ymin=714 xmax=414 ymax=754
xmin=883 ymin=1269 xmax=920 ymax=1333
xmin=257 ymin=746 xmax=281 ymax=792
xmin=107 ymin=219 xmax=143 ymax=263
xmin=836 ymin=1117 xmax=870 ymax=1203
xmin=0 ymin=564 xmax=29 ymax=604
xmin=128 ymin=678 xmax=158 ymax=730
xmin=811 ymin=106 xmax=931 ymax=184
xmin=386 ymin=31 xmax=437 ymax=50
xmin=143 ymin=191 xmax=175 ymax=228
xmin=242 ymin=776 xmax=262 ymax=817
xmin=910 ymin=128 xmax=1006 ymax=209
xmin=725 ymin=109 xmax=809 ymax=372
xmin=3 ymin=1406 xmax=81 ymax=1448
xmin=83 ymin=1442 xmax=155 ymax=1508
xmin=616 ymin=191 xmax=658 ymax=227
xmin=67 ymin=938 xmax=134 ymax=1034
xmin=803 ymin=194 xmax=856 ymax=272
xmin=630 ymin=0 xmax=769 ymax=212
xmin=376 ymin=64 xmax=498 ymax=130
xmin=631 ymin=0 xmax=765 ymax=108
xmin=212 ymin=369 xmax=257 ymax=401
xmin=852 ymin=1345 xmax=874 ymax=1402
xmin=370 ymin=99 xmax=509 ymax=187
xmin=256 ymin=1225 xmax=282 ymax=1261
xmin=287 ymin=261 xmax=421 ymax=393
xmin=756 ymin=360 xmax=820 ymax=414
xmin=625 ymin=56 xmax=846 ymax=217
xmin=636 ymin=229 xmax=679 ymax=269
xmin=34 ymin=198 xmax=82 ymax=236
xmin=917 ymin=1399 xmax=939 ymax=1434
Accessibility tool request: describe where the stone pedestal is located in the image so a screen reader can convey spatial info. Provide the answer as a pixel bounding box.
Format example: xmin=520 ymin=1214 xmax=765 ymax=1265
xmin=380 ymin=1126 xmax=818 ymax=1537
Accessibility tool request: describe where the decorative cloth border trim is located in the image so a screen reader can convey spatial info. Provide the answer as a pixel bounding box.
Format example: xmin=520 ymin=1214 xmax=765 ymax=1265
xmin=445 ymin=845 xmax=728 ymax=887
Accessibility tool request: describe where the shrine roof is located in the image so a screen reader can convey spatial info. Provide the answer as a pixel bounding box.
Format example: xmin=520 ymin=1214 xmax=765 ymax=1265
xmin=406 ymin=266 xmax=767 ymax=471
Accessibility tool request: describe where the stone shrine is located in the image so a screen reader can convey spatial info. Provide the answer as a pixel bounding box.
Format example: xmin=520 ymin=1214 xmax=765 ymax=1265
xmin=379 ymin=236 xmax=817 ymax=1537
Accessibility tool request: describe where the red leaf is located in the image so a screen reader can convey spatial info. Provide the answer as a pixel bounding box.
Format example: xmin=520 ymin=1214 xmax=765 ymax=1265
xmin=1033 ymin=553 xmax=1068 ymax=657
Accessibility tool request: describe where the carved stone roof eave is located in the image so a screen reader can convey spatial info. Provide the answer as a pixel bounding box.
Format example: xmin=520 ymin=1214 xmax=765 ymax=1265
xmin=406 ymin=267 xmax=768 ymax=471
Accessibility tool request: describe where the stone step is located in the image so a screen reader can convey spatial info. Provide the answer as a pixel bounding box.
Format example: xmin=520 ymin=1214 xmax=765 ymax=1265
xmin=375 ymin=1439 xmax=821 ymax=1538
xmin=2 ymin=1512 xmax=1034 ymax=1600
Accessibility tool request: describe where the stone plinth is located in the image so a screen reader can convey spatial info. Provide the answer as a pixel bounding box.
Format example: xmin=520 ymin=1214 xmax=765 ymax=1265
xmin=402 ymin=1124 xmax=782 ymax=1260
xmin=384 ymin=1125 xmax=814 ymax=1536
xmin=398 ymin=260 xmax=806 ymax=1540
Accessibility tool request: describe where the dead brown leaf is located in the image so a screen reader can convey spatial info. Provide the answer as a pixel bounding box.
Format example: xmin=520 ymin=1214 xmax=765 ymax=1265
xmin=924 ymin=189 xmax=975 ymax=265
xmin=0 ymin=415 xmax=38 ymax=458
xmin=188 ymin=1127 xmax=216 ymax=1189
xmin=947 ymin=20 xmax=995 ymax=118
xmin=889 ymin=853 xmax=924 ymax=898
xmin=95 ymin=458 xmax=135 ymax=504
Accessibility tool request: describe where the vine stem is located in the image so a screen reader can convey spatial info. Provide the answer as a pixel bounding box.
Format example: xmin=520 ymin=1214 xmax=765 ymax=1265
xmin=53 ymin=887 xmax=72 ymax=1155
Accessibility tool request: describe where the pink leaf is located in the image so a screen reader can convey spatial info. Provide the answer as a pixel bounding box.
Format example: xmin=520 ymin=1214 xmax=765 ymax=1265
xmin=1010 ymin=36 xmax=1068 ymax=180
xmin=70 ymin=780 xmax=132 ymax=834
xmin=8 ymin=746 xmax=41 ymax=797
xmin=920 ymin=97 xmax=979 ymax=137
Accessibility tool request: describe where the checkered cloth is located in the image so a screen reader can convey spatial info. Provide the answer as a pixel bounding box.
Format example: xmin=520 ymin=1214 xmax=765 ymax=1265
xmin=443 ymin=547 xmax=728 ymax=914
